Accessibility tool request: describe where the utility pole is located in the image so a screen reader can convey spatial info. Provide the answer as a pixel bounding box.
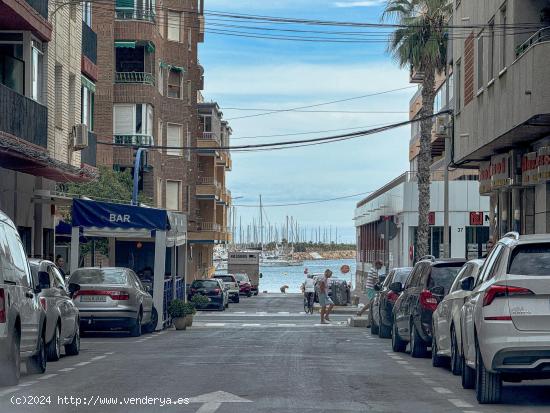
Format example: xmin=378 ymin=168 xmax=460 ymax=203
xmin=259 ymin=195 xmax=263 ymax=251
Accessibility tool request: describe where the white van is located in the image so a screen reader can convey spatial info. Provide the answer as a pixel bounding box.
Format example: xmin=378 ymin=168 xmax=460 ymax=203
xmin=0 ymin=210 xmax=47 ymax=385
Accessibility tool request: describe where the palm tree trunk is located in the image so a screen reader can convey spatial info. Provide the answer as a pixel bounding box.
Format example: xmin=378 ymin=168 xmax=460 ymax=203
xmin=416 ymin=69 xmax=436 ymax=259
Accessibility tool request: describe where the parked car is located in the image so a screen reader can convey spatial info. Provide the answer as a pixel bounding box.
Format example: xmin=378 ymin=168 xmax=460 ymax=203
xmin=234 ymin=273 xmax=252 ymax=297
xmin=0 ymin=211 xmax=47 ymax=385
xmin=69 ymin=267 xmax=156 ymax=337
xmin=460 ymin=233 xmax=550 ymax=404
xmin=371 ymin=267 xmax=412 ymax=338
xmin=213 ymin=274 xmax=240 ymax=303
xmin=392 ymin=256 xmax=466 ymax=357
xmin=28 ymin=259 xmax=80 ymax=361
xmin=432 ymin=259 xmax=484 ymax=374
xmin=189 ymin=279 xmax=228 ymax=311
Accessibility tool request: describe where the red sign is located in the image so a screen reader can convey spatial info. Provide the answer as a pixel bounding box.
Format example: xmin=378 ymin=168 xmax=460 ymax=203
xmin=428 ymin=212 xmax=436 ymax=226
xmin=340 ymin=264 xmax=350 ymax=274
xmin=470 ymin=211 xmax=484 ymax=226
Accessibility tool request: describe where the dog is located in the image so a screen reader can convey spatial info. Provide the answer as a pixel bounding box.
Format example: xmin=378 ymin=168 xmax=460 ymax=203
xmin=280 ymin=285 xmax=289 ymax=293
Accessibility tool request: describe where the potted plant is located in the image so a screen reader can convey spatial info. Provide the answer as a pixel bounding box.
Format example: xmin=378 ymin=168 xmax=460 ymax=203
xmin=168 ymin=299 xmax=193 ymax=330
xmin=191 ymin=294 xmax=210 ymax=311
xmin=182 ymin=302 xmax=196 ymax=327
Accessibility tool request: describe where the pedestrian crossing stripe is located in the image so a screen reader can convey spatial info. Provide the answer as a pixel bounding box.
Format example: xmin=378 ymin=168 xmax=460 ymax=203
xmin=195 ymin=322 xmax=347 ymax=328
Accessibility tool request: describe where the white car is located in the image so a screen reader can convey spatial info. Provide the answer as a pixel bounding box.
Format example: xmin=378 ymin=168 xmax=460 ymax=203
xmin=432 ymin=259 xmax=484 ymax=374
xmin=460 ymin=233 xmax=550 ymax=404
xmin=213 ymin=274 xmax=240 ymax=303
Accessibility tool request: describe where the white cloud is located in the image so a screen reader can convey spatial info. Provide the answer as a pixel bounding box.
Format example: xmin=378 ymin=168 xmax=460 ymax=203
xmin=333 ymin=1 xmax=385 ymax=7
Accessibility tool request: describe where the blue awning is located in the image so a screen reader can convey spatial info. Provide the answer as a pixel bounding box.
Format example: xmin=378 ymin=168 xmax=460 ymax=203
xmin=72 ymin=199 xmax=170 ymax=231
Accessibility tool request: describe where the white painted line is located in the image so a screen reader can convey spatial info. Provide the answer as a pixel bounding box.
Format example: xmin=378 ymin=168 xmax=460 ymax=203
xmin=58 ymin=367 xmax=75 ymax=372
xmin=74 ymin=361 xmax=91 ymax=367
xmin=411 ymin=372 xmax=424 ymax=376
xmin=104 ymin=352 xmax=115 ymax=355
xmin=242 ymin=324 xmax=261 ymax=327
xmin=396 ymin=361 xmax=408 ymax=364
xmin=38 ymin=374 xmax=58 ymax=380
xmin=235 ymin=311 xmax=246 ymax=314
xmin=205 ymin=323 xmax=226 ymax=327
xmin=91 ymin=355 xmax=106 ymax=361
xmin=448 ymin=399 xmax=473 ymax=408
xmin=422 ymin=379 xmax=436 ymax=385
xmin=389 ymin=355 xmax=403 ymax=359
xmin=433 ymin=387 xmax=453 ymax=395
xmin=17 ymin=381 xmax=38 ymax=387
xmin=256 ymin=312 xmax=267 ymax=314
xmin=277 ymin=323 xmax=297 ymax=327
xmin=0 ymin=388 xmax=19 ymax=397
xmin=277 ymin=312 xmax=290 ymax=314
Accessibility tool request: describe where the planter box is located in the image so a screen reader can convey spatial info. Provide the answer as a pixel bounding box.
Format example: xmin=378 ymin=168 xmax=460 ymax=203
xmin=174 ymin=317 xmax=187 ymax=330
xmin=185 ymin=315 xmax=194 ymax=327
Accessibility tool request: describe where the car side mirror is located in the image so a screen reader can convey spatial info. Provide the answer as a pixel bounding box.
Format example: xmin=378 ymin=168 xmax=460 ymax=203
xmin=374 ymin=284 xmax=381 ymax=292
xmin=430 ymin=286 xmax=445 ymax=296
xmin=38 ymin=271 xmax=50 ymax=290
xmin=68 ymin=283 xmax=81 ymax=298
xmin=389 ymin=282 xmax=403 ymax=294
xmin=460 ymin=276 xmax=475 ymax=292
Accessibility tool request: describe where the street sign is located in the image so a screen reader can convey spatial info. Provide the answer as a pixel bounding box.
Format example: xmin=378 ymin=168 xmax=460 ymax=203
xmin=188 ymin=391 xmax=252 ymax=413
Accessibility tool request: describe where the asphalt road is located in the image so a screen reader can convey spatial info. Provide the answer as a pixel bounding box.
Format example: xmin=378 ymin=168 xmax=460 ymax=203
xmin=1 ymin=294 xmax=550 ymax=413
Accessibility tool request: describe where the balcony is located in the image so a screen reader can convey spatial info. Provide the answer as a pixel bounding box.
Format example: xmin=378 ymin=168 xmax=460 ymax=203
xmin=516 ymin=27 xmax=550 ymax=59
xmin=0 ymin=82 xmax=47 ymax=148
xmin=115 ymin=72 xmax=155 ymax=85
xmin=82 ymin=22 xmax=97 ymax=64
xmin=113 ymin=134 xmax=154 ymax=146
xmin=25 ymin=0 xmax=48 ymax=19
xmin=188 ymin=221 xmax=228 ymax=244
xmin=197 ymin=131 xmax=221 ymax=150
xmin=196 ymin=176 xmax=218 ymax=198
xmin=115 ymin=8 xmax=155 ymax=22
xmin=81 ymin=131 xmax=97 ymax=167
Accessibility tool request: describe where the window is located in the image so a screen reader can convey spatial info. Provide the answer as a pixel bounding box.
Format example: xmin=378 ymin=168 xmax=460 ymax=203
xmin=31 ymin=40 xmax=43 ymax=102
xmin=157 ymin=178 xmax=163 ymax=207
xmin=188 ymin=27 xmax=192 ymax=51
xmin=81 ymin=77 xmax=95 ymax=130
xmin=500 ymin=4 xmax=507 ymax=70
xmin=488 ymin=18 xmax=495 ymax=82
xmin=186 ymin=122 xmax=191 ymax=161
xmin=508 ymin=244 xmax=550 ymax=276
xmin=167 ymin=69 xmax=182 ymax=98
xmin=0 ymin=34 xmax=24 ymax=94
xmin=69 ymin=74 xmax=76 ymax=129
xmin=478 ymin=244 xmax=503 ymax=285
xmin=476 ymin=32 xmax=484 ymax=91
xmin=167 ymin=11 xmax=181 ymax=42
xmin=5 ymin=226 xmax=30 ymax=287
xmin=187 ymin=81 xmax=192 ymax=104
xmin=455 ymin=59 xmax=462 ymax=111
xmin=166 ymin=180 xmax=181 ymax=211
xmin=186 ymin=185 xmax=190 ymax=213
xmin=447 ymin=70 xmax=454 ymax=103
xmin=166 ymin=123 xmax=182 ymax=156
xmin=157 ymin=64 xmax=164 ymax=95
xmin=55 ymin=65 xmax=63 ymax=128
xmin=113 ymin=103 xmax=153 ymax=144
xmin=82 ymin=2 xmax=92 ymax=26
xmin=48 ymin=265 xmax=65 ymax=289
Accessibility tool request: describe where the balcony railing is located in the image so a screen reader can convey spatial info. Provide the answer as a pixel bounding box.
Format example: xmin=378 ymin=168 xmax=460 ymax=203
xmin=195 ymin=222 xmax=221 ymax=232
xmin=115 ymin=8 xmax=156 ymax=22
xmin=198 ymin=176 xmax=215 ymax=185
xmin=25 ymin=0 xmax=48 ymax=19
xmin=201 ymin=132 xmax=220 ymax=142
xmin=113 ymin=134 xmax=154 ymax=146
xmin=81 ymin=131 xmax=97 ymax=167
xmin=0 ymin=83 xmax=47 ymax=148
xmin=82 ymin=23 xmax=97 ymax=64
xmin=516 ymin=27 xmax=550 ymax=59
xmin=115 ymin=72 xmax=155 ymax=85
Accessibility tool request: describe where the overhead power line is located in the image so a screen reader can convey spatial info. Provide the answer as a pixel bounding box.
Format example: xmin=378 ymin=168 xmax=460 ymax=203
xmin=233 ymin=191 xmax=375 ymax=207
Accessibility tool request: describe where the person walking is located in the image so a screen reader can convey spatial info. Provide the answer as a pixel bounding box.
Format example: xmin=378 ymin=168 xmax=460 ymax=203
xmin=55 ymin=255 xmax=67 ymax=281
xmin=302 ymin=273 xmax=316 ymax=313
xmin=357 ymin=260 xmax=382 ymax=317
xmin=319 ymin=269 xmax=334 ymax=324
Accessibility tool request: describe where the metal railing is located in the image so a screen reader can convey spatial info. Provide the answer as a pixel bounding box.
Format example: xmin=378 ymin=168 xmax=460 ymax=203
xmin=195 ymin=222 xmax=221 ymax=232
xmin=516 ymin=27 xmax=550 ymax=58
xmin=198 ymin=176 xmax=215 ymax=185
xmin=201 ymin=131 xmax=220 ymax=142
xmin=113 ymin=134 xmax=154 ymax=146
xmin=115 ymin=8 xmax=156 ymax=22
xmin=82 ymin=23 xmax=97 ymax=64
xmin=115 ymin=72 xmax=155 ymax=85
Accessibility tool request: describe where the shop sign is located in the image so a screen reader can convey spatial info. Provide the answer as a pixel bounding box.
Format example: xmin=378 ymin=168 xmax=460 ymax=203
xmin=491 ymin=154 xmax=510 ymax=189
xmin=479 ymin=161 xmax=492 ymax=194
xmin=522 ymin=152 xmax=539 ymax=186
xmin=538 ymin=146 xmax=550 ymax=182
xmin=469 ymin=211 xmax=484 ymax=226
xmin=428 ymin=211 xmax=435 ymax=226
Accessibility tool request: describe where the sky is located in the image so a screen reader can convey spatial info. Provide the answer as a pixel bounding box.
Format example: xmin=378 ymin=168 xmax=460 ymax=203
xmin=200 ymin=0 xmax=413 ymax=244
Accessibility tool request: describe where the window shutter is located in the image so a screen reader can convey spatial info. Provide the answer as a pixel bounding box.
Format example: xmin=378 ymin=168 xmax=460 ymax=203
xmin=166 ymin=181 xmax=180 ymax=211
xmin=166 ymin=124 xmax=182 ymax=156
xmin=168 ymin=11 xmax=180 ymax=41
xmin=113 ymin=104 xmax=135 ymax=134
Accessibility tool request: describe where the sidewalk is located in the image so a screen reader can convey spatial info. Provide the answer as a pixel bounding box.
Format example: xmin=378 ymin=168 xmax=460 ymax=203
xmin=311 ymin=289 xmax=368 ymax=315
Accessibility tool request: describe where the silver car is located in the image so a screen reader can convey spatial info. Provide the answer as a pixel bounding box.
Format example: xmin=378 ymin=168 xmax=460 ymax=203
xmin=460 ymin=233 xmax=550 ymax=404
xmin=69 ymin=267 xmax=155 ymax=337
xmin=432 ymin=259 xmax=484 ymax=374
xmin=29 ymin=259 xmax=80 ymax=361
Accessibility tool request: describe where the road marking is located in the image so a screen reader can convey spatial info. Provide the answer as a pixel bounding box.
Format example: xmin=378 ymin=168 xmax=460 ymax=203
xmin=205 ymin=323 xmax=226 ymax=327
xmin=38 ymin=374 xmax=58 ymax=380
xmin=277 ymin=312 xmax=290 ymax=314
xmin=433 ymin=387 xmax=453 ymax=394
xmin=277 ymin=323 xmax=297 ymax=327
xmin=188 ymin=391 xmax=252 ymax=413
xmin=0 ymin=388 xmax=19 ymax=397
xmin=256 ymin=312 xmax=267 ymax=315
xmin=235 ymin=312 xmax=246 ymax=314
xmin=91 ymin=355 xmax=107 ymax=361
xmin=241 ymin=324 xmax=261 ymax=327
xmin=448 ymin=399 xmax=473 ymax=408
xmin=396 ymin=361 xmax=408 ymax=364
xmin=18 ymin=381 xmax=38 ymax=387
xmin=421 ymin=379 xmax=436 ymax=385
xmin=58 ymin=367 xmax=75 ymax=372
xmin=411 ymin=372 xmax=424 ymax=376
xmin=104 ymin=352 xmax=115 ymax=355
xmin=74 ymin=361 xmax=91 ymax=367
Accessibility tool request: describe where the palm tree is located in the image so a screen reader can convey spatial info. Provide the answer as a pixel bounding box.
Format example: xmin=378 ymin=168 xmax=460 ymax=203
xmin=382 ymin=0 xmax=451 ymax=259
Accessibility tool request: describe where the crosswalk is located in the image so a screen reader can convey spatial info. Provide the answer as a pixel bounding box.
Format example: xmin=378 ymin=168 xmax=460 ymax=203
xmin=193 ymin=321 xmax=348 ymax=328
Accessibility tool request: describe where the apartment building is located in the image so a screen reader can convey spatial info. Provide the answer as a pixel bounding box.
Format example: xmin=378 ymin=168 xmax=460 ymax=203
xmin=452 ymin=0 xmax=550 ymax=237
xmin=189 ymin=102 xmax=232 ymax=278
xmin=0 ymin=0 xmax=96 ymax=257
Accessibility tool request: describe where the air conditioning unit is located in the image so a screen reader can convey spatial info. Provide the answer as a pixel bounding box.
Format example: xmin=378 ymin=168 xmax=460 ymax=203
xmin=434 ymin=115 xmax=450 ymax=137
xmin=72 ymin=124 xmax=89 ymax=150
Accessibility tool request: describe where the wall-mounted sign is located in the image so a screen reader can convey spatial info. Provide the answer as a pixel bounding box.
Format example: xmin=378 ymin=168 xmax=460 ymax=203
xmin=538 ymin=146 xmax=550 ymax=182
xmin=479 ymin=161 xmax=492 ymax=194
xmin=522 ymin=152 xmax=539 ymax=186
xmin=469 ymin=211 xmax=484 ymax=226
xmin=491 ymin=153 xmax=510 ymax=189
xmin=428 ymin=211 xmax=435 ymax=226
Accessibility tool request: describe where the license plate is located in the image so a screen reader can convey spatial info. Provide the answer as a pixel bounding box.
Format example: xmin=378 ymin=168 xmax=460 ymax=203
xmin=80 ymin=295 xmax=107 ymax=302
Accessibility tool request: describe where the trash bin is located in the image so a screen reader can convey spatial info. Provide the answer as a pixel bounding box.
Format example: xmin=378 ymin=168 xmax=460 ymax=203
xmin=330 ymin=279 xmax=349 ymax=306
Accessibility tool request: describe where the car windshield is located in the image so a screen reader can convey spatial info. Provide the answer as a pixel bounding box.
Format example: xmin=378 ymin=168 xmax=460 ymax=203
xmin=509 ymin=244 xmax=550 ymax=276
xmin=29 ymin=262 xmax=39 ymax=278
xmin=215 ymin=276 xmax=234 ymax=282
xmin=428 ymin=266 xmax=463 ymax=293
xmin=235 ymin=274 xmax=249 ymax=282
xmin=70 ymin=268 xmax=127 ymax=285
xmin=393 ymin=269 xmax=412 ymax=285
xmin=193 ymin=280 xmax=219 ymax=288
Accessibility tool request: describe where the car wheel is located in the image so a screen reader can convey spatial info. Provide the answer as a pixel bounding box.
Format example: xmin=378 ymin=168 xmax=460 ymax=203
xmin=461 ymin=353 xmax=475 ymax=389
xmin=130 ymin=312 xmax=142 ymax=337
xmin=46 ymin=324 xmax=61 ymax=362
xmin=234 ymin=296 xmax=240 ymax=303
xmin=475 ymin=341 xmax=502 ymax=404
xmin=247 ymin=292 xmax=252 ymax=297
xmin=27 ymin=334 xmax=46 ymax=374
xmin=392 ymin=322 xmax=406 ymax=353
xmin=450 ymin=327 xmax=462 ymax=376
xmin=64 ymin=323 xmax=80 ymax=356
xmin=144 ymin=308 xmax=158 ymax=334
xmin=410 ymin=321 xmax=427 ymax=358
xmin=0 ymin=329 xmax=20 ymax=385
xmin=431 ymin=334 xmax=447 ymax=368
xmin=370 ymin=314 xmax=379 ymax=335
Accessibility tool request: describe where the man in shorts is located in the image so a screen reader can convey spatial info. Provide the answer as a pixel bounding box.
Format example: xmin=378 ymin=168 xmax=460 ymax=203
xmin=319 ymin=269 xmax=334 ymax=324
xmin=357 ymin=260 xmax=382 ymax=317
